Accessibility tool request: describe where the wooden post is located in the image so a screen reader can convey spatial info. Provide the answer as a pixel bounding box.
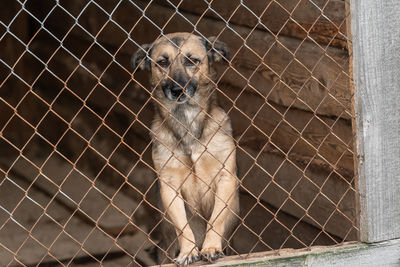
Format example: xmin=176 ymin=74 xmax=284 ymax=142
xmin=350 ymin=0 xmax=400 ymax=242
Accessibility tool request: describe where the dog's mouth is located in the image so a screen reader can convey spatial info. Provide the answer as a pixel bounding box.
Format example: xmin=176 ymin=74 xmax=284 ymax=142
xmin=162 ymin=80 xmax=197 ymax=103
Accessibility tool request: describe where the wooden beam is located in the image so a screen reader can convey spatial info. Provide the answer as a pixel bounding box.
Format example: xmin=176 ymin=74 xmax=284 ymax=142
xmin=238 ymin=150 xmax=357 ymax=241
xmin=154 ymin=0 xmax=348 ymax=49
xmin=351 ymin=1 xmax=400 ymax=242
xmin=220 ymin=87 xmax=354 ymax=174
xmin=0 ymin=171 xmax=155 ymax=266
xmin=211 ymin=239 xmax=400 ymax=266
xmin=158 ymin=239 xmax=400 ymax=266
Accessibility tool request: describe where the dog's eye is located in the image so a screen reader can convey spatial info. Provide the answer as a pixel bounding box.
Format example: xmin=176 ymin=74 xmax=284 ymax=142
xmin=185 ymin=58 xmax=200 ymax=67
xmin=157 ymin=59 xmax=170 ymax=68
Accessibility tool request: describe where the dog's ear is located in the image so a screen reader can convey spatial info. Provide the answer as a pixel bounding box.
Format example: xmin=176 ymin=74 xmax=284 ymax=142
xmin=131 ymin=43 xmax=152 ymax=71
xmin=205 ymin=36 xmax=231 ymax=63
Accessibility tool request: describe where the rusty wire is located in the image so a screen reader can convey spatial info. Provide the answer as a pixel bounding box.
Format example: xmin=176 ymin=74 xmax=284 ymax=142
xmin=0 ymin=0 xmax=357 ymax=266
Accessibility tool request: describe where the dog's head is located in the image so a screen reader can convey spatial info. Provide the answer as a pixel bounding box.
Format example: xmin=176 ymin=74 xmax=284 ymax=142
xmin=131 ymin=32 xmax=230 ymax=104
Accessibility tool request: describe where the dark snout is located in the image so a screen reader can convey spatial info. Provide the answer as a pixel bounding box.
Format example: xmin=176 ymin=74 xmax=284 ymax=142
xmin=164 ymin=81 xmax=184 ymax=99
xmin=162 ymin=77 xmax=197 ymax=103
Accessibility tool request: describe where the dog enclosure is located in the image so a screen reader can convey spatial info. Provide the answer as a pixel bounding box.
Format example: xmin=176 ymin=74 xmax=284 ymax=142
xmin=1 ymin=0 xmax=399 ymax=266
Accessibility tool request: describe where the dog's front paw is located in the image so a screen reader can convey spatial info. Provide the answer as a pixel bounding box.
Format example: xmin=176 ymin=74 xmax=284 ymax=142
xmin=174 ymin=247 xmax=200 ymax=266
xmin=200 ymin=247 xmax=224 ymax=262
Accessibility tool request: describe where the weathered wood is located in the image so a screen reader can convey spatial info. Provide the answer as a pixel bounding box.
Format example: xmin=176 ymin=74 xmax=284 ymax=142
xmin=0 ymin=176 xmax=131 ymax=266
xmin=218 ymin=86 xmax=354 ymax=175
xmin=157 ymin=238 xmax=400 ymax=267
xmin=239 ymin=150 xmax=356 ymax=241
xmin=4 ymin=159 xmax=137 ymax=233
xmin=221 ymin=89 xmax=357 ymax=238
xmin=345 ymin=1 xmax=360 ymax=241
xmin=51 ymin=0 xmax=351 ymax=119
xmin=231 ymin=193 xmax=337 ymax=253
xmin=212 ymin=238 xmax=400 ymax=267
xmin=0 ymin=162 xmax=157 ymax=265
xmin=351 ymin=0 xmax=400 ymax=242
xmin=154 ymin=0 xmax=348 ymax=49
xmin=78 ymin=231 xmax=157 ymax=266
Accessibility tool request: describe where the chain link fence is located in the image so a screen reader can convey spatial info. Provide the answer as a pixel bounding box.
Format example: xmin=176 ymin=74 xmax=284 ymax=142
xmin=0 ymin=0 xmax=357 ymax=266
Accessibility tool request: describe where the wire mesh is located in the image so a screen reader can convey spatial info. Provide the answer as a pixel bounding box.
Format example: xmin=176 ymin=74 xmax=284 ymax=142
xmin=0 ymin=0 xmax=357 ymax=266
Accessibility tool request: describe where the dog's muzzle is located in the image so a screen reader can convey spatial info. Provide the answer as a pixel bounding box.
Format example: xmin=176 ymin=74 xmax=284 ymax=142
xmin=162 ymin=78 xmax=197 ymax=103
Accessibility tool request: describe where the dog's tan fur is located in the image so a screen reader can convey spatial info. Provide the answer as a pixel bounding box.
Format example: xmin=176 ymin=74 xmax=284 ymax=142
xmin=132 ymin=32 xmax=239 ymax=265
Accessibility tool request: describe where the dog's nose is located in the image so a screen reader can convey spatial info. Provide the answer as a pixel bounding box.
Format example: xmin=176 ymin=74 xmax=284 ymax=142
xmin=170 ymin=86 xmax=183 ymax=98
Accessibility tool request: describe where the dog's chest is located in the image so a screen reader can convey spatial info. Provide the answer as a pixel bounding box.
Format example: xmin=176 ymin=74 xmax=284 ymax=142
xmin=181 ymin=172 xmax=215 ymax=217
xmin=171 ymin=106 xmax=204 ymax=155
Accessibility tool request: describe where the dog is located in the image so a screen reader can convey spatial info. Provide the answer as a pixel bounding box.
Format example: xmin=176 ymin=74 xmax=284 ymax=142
xmin=132 ymin=32 xmax=239 ymax=265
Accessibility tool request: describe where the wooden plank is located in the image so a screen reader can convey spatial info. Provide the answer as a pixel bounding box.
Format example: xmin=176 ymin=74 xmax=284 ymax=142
xmin=3 ymin=157 xmax=138 ymax=236
xmin=350 ymin=0 xmax=400 ymax=242
xmin=220 ymin=87 xmax=354 ymax=175
xmin=0 ymin=162 xmax=157 ymax=266
xmin=212 ymin=239 xmax=400 ymax=267
xmin=221 ymin=87 xmax=357 ymax=239
xmin=345 ymin=0 xmax=360 ymax=241
xmin=154 ymin=0 xmax=348 ymax=49
xmin=0 ymin=176 xmax=116 ymax=266
xmin=157 ymin=238 xmax=400 ymax=266
xmin=239 ymin=150 xmax=357 ymax=241
xmin=232 ymin=193 xmax=340 ymax=253
xmin=48 ymin=0 xmax=351 ymax=119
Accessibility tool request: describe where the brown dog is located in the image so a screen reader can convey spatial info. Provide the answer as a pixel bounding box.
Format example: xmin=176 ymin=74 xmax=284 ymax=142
xmin=132 ymin=32 xmax=239 ymax=265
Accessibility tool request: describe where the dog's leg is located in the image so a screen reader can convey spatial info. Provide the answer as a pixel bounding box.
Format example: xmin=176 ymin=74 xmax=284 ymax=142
xmin=200 ymin=170 xmax=238 ymax=261
xmin=159 ymin=167 xmax=200 ymax=265
xmin=193 ymin=148 xmax=239 ymax=262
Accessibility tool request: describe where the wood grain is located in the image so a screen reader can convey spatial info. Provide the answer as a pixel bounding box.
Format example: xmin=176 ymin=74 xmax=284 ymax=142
xmin=229 ymin=88 xmax=356 ymax=239
xmin=0 ymin=168 xmax=155 ymax=266
xmin=238 ymin=149 xmax=357 ymax=240
xmin=351 ymin=0 xmax=400 ymax=242
xmin=154 ymin=0 xmax=348 ymax=49
xmin=210 ymin=238 xmax=400 ymax=266
xmin=219 ymin=86 xmax=354 ymax=175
